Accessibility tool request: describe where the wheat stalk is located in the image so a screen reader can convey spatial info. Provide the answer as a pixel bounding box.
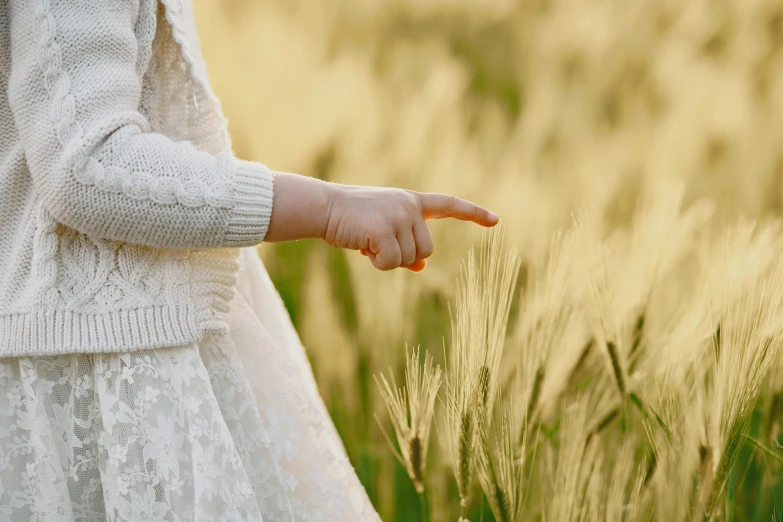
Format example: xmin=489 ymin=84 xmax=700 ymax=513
xmin=701 ymin=263 xmax=783 ymax=516
xmin=375 ymin=345 xmax=442 ymax=494
xmin=476 ymin=401 xmax=526 ymax=522
xmin=444 ymin=226 xmax=520 ymax=512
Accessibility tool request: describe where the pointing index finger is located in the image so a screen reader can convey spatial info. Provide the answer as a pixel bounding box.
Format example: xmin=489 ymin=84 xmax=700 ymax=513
xmin=418 ymin=192 xmax=499 ymax=227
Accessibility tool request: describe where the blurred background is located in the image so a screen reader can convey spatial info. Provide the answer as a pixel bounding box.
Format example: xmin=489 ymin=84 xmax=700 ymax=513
xmin=194 ymin=1 xmax=783 ymax=520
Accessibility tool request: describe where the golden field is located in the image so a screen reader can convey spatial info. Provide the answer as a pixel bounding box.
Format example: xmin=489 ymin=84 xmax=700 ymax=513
xmin=194 ymin=1 xmax=783 ymax=520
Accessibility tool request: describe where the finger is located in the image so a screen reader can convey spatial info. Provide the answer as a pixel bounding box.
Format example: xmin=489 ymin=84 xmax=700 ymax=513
xmin=360 ymin=248 xmax=368 ymax=256
xmin=407 ymin=259 xmax=427 ymax=272
xmin=418 ymin=192 xmax=499 ymax=227
xmin=413 ymin=221 xmax=434 ymax=260
xmin=370 ymin=234 xmax=402 ymax=271
xmin=397 ymin=229 xmax=417 ymax=268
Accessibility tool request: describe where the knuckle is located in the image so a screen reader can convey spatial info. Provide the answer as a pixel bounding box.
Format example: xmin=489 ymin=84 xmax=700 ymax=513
xmin=378 ymin=259 xmax=397 ymax=271
xmin=402 ymin=191 xmax=420 ymax=211
xmin=389 ymin=211 xmax=408 ymax=230
xmin=376 ymin=248 xmax=401 ymax=271
xmin=372 ymin=223 xmax=395 ymax=240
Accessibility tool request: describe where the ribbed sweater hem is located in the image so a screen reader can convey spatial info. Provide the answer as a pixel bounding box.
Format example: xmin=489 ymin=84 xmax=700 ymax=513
xmin=0 ymin=304 xmax=205 ymax=356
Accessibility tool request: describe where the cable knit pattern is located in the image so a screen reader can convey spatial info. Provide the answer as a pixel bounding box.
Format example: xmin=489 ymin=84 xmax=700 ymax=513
xmin=0 ymin=0 xmax=276 ymax=356
xmin=75 ymin=156 xmax=236 ymax=209
xmin=35 ymin=0 xmax=78 ymax=146
xmin=134 ymin=0 xmax=156 ymax=76
xmin=32 ymin=205 xmax=61 ymax=311
xmin=37 ymin=0 xmax=237 ymax=210
xmin=30 ymin=0 xmax=68 ymax=313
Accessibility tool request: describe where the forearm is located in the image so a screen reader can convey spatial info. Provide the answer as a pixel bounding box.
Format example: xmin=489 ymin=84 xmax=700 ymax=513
xmin=264 ymin=173 xmax=335 ymax=243
xmin=31 ymin=132 xmax=274 ymax=249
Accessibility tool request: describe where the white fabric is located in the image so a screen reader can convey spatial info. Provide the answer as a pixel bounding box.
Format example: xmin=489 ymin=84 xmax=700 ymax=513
xmin=0 ymin=1 xmax=381 ymax=518
xmin=0 ymin=248 xmax=382 ymax=521
xmin=1 ymin=0 xmax=275 ymax=356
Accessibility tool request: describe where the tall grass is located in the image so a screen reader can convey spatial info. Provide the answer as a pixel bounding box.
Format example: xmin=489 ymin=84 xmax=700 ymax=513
xmin=378 ymin=205 xmax=783 ymax=520
xmin=194 ymin=0 xmax=783 ymax=519
xmin=382 ymin=208 xmax=783 ymax=521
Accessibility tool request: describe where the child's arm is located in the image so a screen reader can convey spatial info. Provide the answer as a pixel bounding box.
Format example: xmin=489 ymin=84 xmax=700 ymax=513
xmin=266 ymin=173 xmax=497 ymax=271
xmin=8 ymin=0 xmax=273 ymax=249
xmin=7 ymin=0 xmax=496 ymax=270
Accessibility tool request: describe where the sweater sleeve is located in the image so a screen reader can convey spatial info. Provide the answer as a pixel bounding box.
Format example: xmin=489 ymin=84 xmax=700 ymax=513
xmin=6 ymin=0 xmax=274 ymax=249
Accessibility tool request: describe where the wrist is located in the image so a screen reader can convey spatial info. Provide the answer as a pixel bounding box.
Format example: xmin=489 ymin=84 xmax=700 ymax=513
xmin=320 ymin=179 xmax=341 ymax=241
xmin=265 ymin=172 xmax=340 ymax=242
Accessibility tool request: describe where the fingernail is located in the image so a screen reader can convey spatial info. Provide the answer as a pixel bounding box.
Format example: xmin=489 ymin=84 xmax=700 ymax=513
xmin=489 ymin=212 xmax=499 ymax=223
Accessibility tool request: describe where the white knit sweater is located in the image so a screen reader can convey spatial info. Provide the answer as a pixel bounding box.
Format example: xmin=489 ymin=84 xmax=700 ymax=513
xmin=0 ymin=0 xmax=276 ymax=356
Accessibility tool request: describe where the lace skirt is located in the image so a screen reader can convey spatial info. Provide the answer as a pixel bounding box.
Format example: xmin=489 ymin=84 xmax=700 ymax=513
xmin=0 ymin=248 xmax=381 ymax=522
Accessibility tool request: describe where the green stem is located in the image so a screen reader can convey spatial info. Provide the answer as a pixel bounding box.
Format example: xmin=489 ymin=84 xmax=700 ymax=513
xmin=744 ymin=435 xmax=783 ymax=465
xmin=518 ymin=366 xmax=544 ymax=447
xmin=494 ymin=483 xmax=510 ymax=522
xmin=586 ymin=407 xmax=619 ymax=444
xmin=567 ymin=338 xmax=594 ymax=387
xmin=418 ymin=491 xmax=429 ymax=522
xmin=751 ymin=472 xmax=766 ymax=522
xmin=726 ymin=468 xmax=734 ymax=522
xmin=629 ymin=313 xmax=645 ymax=357
xmin=605 ymin=341 xmax=626 ymax=397
xmin=524 ymin=366 xmax=544 ymax=425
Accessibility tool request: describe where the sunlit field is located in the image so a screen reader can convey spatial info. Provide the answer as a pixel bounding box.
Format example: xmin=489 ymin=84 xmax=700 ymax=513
xmin=195 ymin=1 xmax=783 ymax=520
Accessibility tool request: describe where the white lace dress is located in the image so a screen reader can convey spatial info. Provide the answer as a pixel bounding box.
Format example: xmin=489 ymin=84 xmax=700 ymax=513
xmin=0 ymin=248 xmax=382 ymax=522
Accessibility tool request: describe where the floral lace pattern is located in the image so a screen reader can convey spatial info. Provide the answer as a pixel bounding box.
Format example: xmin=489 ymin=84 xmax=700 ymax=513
xmin=0 ymin=249 xmax=382 ymax=521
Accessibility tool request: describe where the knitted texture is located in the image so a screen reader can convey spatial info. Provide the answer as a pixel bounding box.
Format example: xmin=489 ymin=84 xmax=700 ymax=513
xmin=0 ymin=0 xmax=275 ymax=356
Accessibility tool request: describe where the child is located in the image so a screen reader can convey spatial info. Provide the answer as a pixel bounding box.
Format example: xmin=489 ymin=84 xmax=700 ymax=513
xmin=0 ymin=0 xmax=497 ymax=519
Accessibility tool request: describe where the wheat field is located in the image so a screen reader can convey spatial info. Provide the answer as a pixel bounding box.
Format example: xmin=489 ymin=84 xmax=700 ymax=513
xmin=194 ymin=1 xmax=783 ymax=520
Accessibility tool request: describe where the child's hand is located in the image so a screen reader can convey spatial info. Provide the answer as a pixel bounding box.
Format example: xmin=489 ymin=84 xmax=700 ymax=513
xmin=325 ymin=185 xmax=498 ymax=271
xmin=264 ymin=173 xmax=498 ymax=272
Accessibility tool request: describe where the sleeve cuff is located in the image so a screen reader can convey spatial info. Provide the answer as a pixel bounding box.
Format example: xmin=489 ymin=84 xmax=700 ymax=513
xmin=223 ymin=159 xmax=275 ymax=247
